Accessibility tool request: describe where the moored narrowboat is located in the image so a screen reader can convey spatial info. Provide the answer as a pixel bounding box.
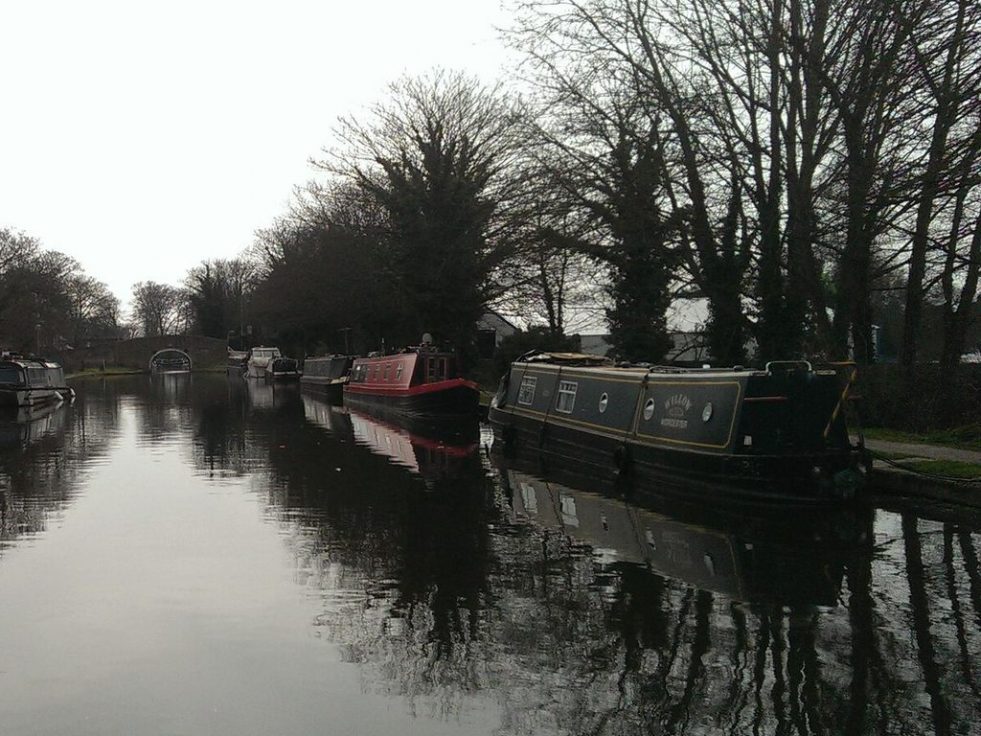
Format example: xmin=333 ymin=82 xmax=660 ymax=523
xmin=0 ymin=357 xmax=75 ymax=408
xmin=343 ymin=345 xmax=479 ymax=418
xmin=488 ymin=352 xmax=867 ymax=498
xmin=299 ymin=355 xmax=354 ymax=402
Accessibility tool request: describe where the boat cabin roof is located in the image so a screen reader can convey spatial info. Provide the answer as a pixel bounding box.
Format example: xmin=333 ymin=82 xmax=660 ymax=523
xmin=357 ymin=346 xmax=457 ymax=362
xmin=516 ymin=353 xmax=838 ymax=378
xmin=0 ymin=358 xmax=61 ymax=370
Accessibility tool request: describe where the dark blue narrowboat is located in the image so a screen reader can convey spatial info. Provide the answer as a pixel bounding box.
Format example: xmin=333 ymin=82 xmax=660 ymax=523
xmin=488 ymin=353 xmax=867 ymax=499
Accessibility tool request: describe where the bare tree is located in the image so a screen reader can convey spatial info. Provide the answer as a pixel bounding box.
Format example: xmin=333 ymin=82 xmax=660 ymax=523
xmin=65 ymin=274 xmax=120 ymax=345
xmin=899 ymin=0 xmax=981 ymax=367
xmin=130 ymin=281 xmax=180 ymax=337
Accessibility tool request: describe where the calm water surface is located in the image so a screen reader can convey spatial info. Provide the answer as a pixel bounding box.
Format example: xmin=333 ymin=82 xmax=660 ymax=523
xmin=0 ymin=374 xmax=978 ymax=735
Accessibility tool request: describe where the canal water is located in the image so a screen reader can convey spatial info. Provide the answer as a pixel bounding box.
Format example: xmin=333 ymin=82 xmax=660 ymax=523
xmin=0 ymin=374 xmax=978 ymax=735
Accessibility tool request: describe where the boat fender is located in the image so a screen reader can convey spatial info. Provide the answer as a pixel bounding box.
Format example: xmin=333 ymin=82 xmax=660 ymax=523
xmin=494 ymin=373 xmax=509 ymax=407
xmin=613 ymin=444 xmax=632 ymax=473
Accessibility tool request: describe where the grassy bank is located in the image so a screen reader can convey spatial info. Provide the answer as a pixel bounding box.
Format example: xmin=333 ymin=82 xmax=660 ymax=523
xmin=66 ymin=367 xmax=145 ymax=379
xmin=864 ymin=425 xmax=981 ymax=452
xmin=67 ymin=367 xmax=226 ymax=379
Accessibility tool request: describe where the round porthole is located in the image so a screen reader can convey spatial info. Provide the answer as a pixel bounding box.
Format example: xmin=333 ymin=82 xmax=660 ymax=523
xmin=643 ymin=398 xmax=655 ymax=420
xmin=702 ymin=402 xmax=713 ymax=422
xmin=598 ymin=393 xmax=609 ymax=413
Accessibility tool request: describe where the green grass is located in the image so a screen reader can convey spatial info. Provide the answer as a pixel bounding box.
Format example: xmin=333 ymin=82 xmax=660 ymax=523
xmin=66 ymin=367 xmax=145 ymax=379
xmin=900 ymin=459 xmax=981 ymax=480
xmin=873 ymin=450 xmax=917 ymax=461
xmin=863 ymin=424 xmax=981 ymax=451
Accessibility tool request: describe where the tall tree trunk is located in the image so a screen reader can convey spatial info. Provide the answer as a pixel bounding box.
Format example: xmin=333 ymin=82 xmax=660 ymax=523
xmin=901 ymin=0 xmax=969 ymax=368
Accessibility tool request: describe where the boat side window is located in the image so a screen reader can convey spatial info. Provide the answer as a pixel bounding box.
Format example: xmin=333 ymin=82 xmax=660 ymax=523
xmin=556 ymin=381 xmax=577 ymax=413
xmin=28 ymin=367 xmax=47 ymax=386
xmin=384 ymin=363 xmax=390 ymax=381
xmin=643 ymin=398 xmax=656 ymax=420
xmin=598 ymin=393 xmax=609 ymax=413
xmin=426 ymin=357 xmax=448 ymax=383
xmin=0 ymin=366 xmax=21 ymax=384
xmin=517 ymin=376 xmax=537 ymax=405
xmin=395 ymin=363 xmax=403 ymax=381
xmin=373 ymin=365 xmax=380 ymax=381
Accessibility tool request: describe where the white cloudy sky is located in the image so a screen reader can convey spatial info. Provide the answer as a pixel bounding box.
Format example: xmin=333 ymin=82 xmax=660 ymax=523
xmin=0 ymin=0 xmax=513 ymax=306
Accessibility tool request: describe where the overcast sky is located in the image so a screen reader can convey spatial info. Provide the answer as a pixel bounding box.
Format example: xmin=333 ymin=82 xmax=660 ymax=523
xmin=0 ymin=0 xmax=513 ymax=307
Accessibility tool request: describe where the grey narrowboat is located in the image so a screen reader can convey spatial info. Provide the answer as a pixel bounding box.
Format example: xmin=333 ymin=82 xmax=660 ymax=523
xmin=0 ymin=357 xmax=74 ymax=408
xmin=299 ymin=355 xmax=354 ymax=402
xmin=488 ymin=352 xmax=866 ymax=498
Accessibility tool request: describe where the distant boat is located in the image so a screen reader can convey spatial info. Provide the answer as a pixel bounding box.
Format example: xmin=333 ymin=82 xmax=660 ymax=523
xmin=245 ymin=346 xmax=298 ymax=381
xmin=344 ymin=344 xmax=479 ymax=418
xmin=0 ymin=356 xmax=75 ymax=408
xmin=266 ymin=356 xmax=300 ymax=382
xmin=226 ymin=348 xmax=249 ymax=376
xmin=300 ymin=355 xmax=354 ymax=402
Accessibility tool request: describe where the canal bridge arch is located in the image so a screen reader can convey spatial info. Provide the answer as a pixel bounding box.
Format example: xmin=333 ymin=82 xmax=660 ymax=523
xmin=148 ymin=348 xmax=193 ymax=371
xmin=59 ymin=335 xmax=228 ymax=373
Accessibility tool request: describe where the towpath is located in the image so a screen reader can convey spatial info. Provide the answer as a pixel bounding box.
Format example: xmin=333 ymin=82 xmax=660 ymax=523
xmin=863 ymin=438 xmax=981 ymax=464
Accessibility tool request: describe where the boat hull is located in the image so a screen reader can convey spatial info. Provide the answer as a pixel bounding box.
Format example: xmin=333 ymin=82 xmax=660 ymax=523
xmin=344 ymin=381 xmax=479 ymax=418
xmin=0 ymin=387 xmax=65 ymax=408
xmin=299 ymin=376 xmax=346 ymax=403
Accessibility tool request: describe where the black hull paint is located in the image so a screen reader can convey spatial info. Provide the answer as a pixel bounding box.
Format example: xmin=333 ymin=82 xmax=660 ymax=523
xmin=344 ymin=384 xmax=479 ymax=419
xmin=492 ymin=408 xmax=858 ymax=501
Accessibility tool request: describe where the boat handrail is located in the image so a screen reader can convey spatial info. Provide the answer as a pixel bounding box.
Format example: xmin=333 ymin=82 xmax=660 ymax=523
xmin=765 ymin=360 xmax=813 ymax=374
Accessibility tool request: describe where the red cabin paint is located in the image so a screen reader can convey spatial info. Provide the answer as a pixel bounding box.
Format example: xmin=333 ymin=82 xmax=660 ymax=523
xmin=343 ymin=347 xmax=479 ymax=417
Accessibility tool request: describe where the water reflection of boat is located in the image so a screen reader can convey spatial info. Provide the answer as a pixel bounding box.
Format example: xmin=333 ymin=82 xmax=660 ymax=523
xmin=0 ymin=401 xmax=69 ymax=450
xmin=244 ymin=376 xmax=298 ymax=410
xmin=302 ymin=394 xmax=478 ymax=479
xmin=494 ymin=453 xmax=873 ymax=605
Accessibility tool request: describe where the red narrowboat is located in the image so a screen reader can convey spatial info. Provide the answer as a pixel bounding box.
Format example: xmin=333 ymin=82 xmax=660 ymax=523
xmin=343 ymin=346 xmax=479 ymax=418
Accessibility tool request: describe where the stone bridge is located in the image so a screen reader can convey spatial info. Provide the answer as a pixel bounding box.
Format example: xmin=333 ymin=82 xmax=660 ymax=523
xmin=59 ymin=335 xmax=228 ymax=373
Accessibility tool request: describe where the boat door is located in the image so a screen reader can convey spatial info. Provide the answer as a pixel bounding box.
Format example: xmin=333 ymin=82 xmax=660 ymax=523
xmin=426 ymin=356 xmax=449 ymax=383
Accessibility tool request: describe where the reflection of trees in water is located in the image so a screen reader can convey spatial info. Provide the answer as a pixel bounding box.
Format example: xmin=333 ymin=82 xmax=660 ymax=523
xmin=0 ymin=395 xmax=117 ymax=547
xmin=138 ymin=377 xmax=981 ymax=735
xmin=262 ymin=437 xmax=497 ymax=712
xmin=232 ymin=406 xmax=981 ymax=733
